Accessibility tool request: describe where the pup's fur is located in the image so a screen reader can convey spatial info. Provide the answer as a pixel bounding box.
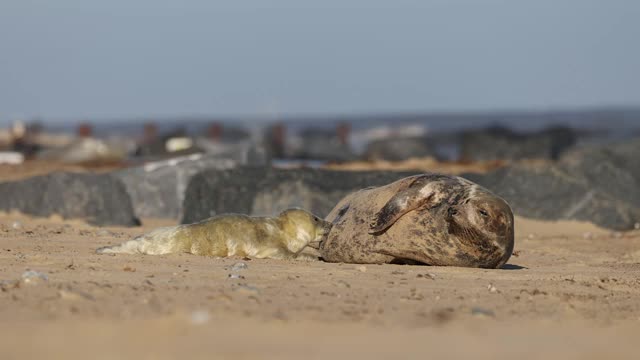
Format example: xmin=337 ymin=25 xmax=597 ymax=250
xmin=97 ymin=209 xmax=332 ymax=260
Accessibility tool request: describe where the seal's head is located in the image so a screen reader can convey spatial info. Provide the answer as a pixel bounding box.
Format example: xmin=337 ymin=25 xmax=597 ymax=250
xmin=446 ymin=186 xmax=514 ymax=268
xmin=279 ymin=208 xmax=333 ymax=243
xmin=366 ymin=174 xmax=515 ymax=268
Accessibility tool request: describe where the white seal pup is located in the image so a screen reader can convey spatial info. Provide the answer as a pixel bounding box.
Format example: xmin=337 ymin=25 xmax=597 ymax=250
xmin=97 ymin=208 xmax=332 ymax=260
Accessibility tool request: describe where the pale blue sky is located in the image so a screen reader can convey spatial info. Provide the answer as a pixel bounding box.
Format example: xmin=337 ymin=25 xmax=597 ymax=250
xmin=1 ymin=0 xmax=639 ymax=121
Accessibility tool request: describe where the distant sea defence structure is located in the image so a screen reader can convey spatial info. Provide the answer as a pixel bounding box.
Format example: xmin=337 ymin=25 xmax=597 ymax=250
xmin=1 ymin=107 xmax=639 ymax=165
xmin=25 ymin=107 xmax=640 ymax=136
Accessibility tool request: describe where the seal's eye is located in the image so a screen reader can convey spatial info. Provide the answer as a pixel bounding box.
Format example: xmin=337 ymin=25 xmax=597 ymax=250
xmin=478 ymin=209 xmax=490 ymax=218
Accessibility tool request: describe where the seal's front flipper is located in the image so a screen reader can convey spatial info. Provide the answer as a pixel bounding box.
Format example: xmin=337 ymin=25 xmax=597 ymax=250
xmin=95 ymin=240 xmax=138 ymax=254
xmin=96 ymin=245 xmax=116 ymax=254
xmin=369 ymin=176 xmax=448 ymax=234
xmin=95 ymin=234 xmax=150 ymax=255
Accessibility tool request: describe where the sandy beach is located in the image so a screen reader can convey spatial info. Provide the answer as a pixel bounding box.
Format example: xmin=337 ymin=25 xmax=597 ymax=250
xmin=1 ymin=212 xmax=639 ymax=359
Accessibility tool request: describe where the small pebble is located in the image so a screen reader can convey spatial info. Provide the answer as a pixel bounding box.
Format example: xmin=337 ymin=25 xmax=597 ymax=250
xmin=234 ymin=284 xmax=260 ymax=296
xmin=583 ymin=232 xmax=593 ymax=240
xmin=20 ymin=270 xmax=48 ymax=285
xmin=189 ymin=310 xmax=211 ymax=325
xmin=96 ymin=229 xmax=113 ymax=237
xmin=527 ymin=234 xmax=535 ymax=240
xmin=471 ymin=307 xmax=496 ymax=318
xmin=432 ymin=307 xmax=455 ymax=323
xmin=58 ymin=289 xmax=95 ymax=301
xmin=228 ymin=274 xmax=245 ymax=280
xmin=417 ymin=273 xmax=437 ymax=280
xmin=356 ymin=266 xmax=367 ymax=273
xmin=0 ymin=279 xmax=19 ymax=291
xmin=123 ymin=266 xmax=136 ymax=272
xmin=11 ymin=221 xmax=22 ymax=230
xmin=487 ymin=284 xmax=498 ymax=293
xmin=231 ymin=262 xmax=248 ymax=271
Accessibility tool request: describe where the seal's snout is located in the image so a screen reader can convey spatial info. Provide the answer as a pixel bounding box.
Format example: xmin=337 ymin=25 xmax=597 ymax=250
xmin=482 ymin=196 xmax=515 ymax=266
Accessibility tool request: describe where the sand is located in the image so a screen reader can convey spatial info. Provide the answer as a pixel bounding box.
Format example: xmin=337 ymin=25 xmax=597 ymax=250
xmin=323 ymin=157 xmax=506 ymax=174
xmin=0 ymin=161 xmax=123 ymax=182
xmin=1 ymin=212 xmax=639 ymax=359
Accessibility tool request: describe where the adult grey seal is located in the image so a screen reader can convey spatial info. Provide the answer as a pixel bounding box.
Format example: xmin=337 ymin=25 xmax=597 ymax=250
xmin=319 ymin=174 xmax=514 ymax=268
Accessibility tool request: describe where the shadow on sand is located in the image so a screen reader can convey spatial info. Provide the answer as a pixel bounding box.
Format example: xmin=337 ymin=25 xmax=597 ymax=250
xmin=501 ymin=264 xmax=527 ymax=270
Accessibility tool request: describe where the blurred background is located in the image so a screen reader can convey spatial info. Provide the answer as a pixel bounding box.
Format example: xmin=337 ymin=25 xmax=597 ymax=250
xmin=1 ymin=0 xmax=639 ymax=168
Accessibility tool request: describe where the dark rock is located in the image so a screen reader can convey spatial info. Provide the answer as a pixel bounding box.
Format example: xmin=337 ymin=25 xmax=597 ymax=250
xmin=181 ymin=167 xmax=418 ymax=224
xmin=464 ymin=162 xmax=640 ymax=230
xmin=291 ymin=129 xmax=357 ymax=162
xmin=460 ymin=125 xmax=578 ymax=161
xmin=560 ymin=138 xmax=640 ymax=203
xmin=363 ymin=137 xmax=439 ymax=161
xmin=0 ymin=172 xmax=139 ymax=226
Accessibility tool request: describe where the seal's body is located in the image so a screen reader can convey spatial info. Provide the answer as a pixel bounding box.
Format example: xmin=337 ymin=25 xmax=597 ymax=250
xmin=97 ymin=209 xmax=332 ymax=260
xmin=320 ymin=174 xmax=514 ymax=268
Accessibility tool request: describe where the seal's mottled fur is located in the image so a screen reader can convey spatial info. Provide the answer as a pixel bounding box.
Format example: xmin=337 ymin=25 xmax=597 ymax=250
xmin=320 ymin=174 xmax=514 ymax=268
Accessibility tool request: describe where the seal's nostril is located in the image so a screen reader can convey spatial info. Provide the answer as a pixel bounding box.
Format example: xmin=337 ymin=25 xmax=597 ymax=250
xmin=448 ymin=207 xmax=458 ymax=216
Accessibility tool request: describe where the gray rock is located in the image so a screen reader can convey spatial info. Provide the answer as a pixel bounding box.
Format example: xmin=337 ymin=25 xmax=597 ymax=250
xmin=460 ymin=126 xmax=578 ymax=161
xmin=20 ymin=270 xmax=49 ymax=286
xmin=560 ymin=138 xmax=640 ymax=205
xmin=364 ymin=137 xmax=439 ymax=161
xmin=115 ymin=151 xmax=269 ymax=220
xmin=0 ymin=172 xmax=139 ymax=226
xmin=230 ymin=262 xmax=248 ymax=271
xmin=464 ymin=162 xmax=640 ymax=230
xmin=471 ymin=307 xmax=496 ymax=318
xmin=181 ymin=167 xmax=418 ymax=224
xmin=291 ymin=130 xmax=357 ymax=162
